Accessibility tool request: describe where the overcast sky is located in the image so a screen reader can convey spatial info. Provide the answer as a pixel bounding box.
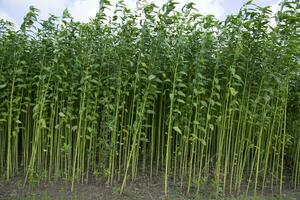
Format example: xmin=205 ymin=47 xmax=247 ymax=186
xmin=0 ymin=0 xmax=281 ymax=27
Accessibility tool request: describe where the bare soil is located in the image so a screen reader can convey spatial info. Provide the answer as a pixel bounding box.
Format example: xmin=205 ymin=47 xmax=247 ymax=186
xmin=0 ymin=176 xmax=299 ymax=200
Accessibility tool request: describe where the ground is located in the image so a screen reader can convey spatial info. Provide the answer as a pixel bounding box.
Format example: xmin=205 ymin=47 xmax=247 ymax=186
xmin=0 ymin=176 xmax=299 ymax=200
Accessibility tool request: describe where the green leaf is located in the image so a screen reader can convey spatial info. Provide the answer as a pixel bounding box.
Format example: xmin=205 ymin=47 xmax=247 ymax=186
xmin=169 ymin=93 xmax=174 ymax=101
xmin=147 ymin=110 xmax=155 ymax=114
xmin=141 ymin=62 xmax=147 ymax=67
xmin=72 ymin=126 xmax=78 ymax=131
xmin=229 ymin=87 xmax=238 ymax=96
xmin=233 ymin=74 xmax=242 ymax=82
xmin=177 ymin=83 xmax=187 ymax=88
xmin=140 ymin=138 xmax=149 ymax=142
xmin=199 ymin=138 xmax=206 ymax=146
xmin=193 ymin=120 xmax=200 ymax=125
xmin=87 ymin=127 xmax=93 ymax=133
xmin=173 ymin=126 xmax=182 ymax=134
xmin=148 ymin=75 xmax=156 ymax=80
xmin=177 ymin=91 xmax=186 ymax=97
xmin=177 ymin=99 xmax=185 ymax=104
xmin=59 ymin=112 xmax=65 ymax=117
xmin=174 ymin=109 xmax=181 ymax=115
xmin=200 ymin=100 xmax=207 ymax=107
xmin=0 ymin=84 xmax=7 ymax=89
xmin=39 ymin=119 xmax=47 ymax=128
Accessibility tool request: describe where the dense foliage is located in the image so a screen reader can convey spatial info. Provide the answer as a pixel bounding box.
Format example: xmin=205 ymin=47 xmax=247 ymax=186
xmin=0 ymin=0 xmax=299 ymax=196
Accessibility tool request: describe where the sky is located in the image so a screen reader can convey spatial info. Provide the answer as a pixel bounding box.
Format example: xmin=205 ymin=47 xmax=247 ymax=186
xmin=0 ymin=0 xmax=282 ymax=27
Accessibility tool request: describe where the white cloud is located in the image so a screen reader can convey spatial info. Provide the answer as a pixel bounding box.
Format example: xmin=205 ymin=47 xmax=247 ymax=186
xmin=67 ymin=0 xmax=99 ymax=22
xmin=145 ymin=0 xmax=225 ymax=19
xmin=67 ymin=0 xmax=148 ymax=22
xmin=254 ymin=0 xmax=274 ymax=3
xmin=0 ymin=10 xmax=17 ymax=25
xmin=270 ymin=0 xmax=281 ymax=14
xmin=270 ymin=0 xmax=281 ymax=27
xmin=253 ymin=0 xmax=281 ymax=5
xmin=0 ymin=0 xmax=225 ymax=26
xmin=1 ymin=0 xmax=69 ymax=19
xmin=196 ymin=0 xmax=225 ymax=18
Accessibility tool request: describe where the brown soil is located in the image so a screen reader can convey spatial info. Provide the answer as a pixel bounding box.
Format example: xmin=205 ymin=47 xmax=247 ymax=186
xmin=0 ymin=176 xmax=193 ymax=200
xmin=0 ymin=176 xmax=300 ymax=200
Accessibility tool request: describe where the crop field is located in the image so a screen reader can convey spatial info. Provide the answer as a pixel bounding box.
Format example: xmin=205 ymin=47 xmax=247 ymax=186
xmin=0 ymin=0 xmax=299 ymax=199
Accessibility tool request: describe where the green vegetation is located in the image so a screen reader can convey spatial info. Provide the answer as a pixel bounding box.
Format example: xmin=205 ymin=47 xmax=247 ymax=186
xmin=0 ymin=0 xmax=299 ymax=197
